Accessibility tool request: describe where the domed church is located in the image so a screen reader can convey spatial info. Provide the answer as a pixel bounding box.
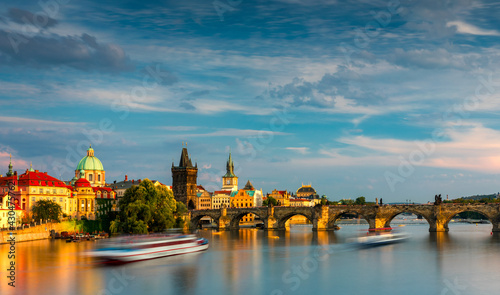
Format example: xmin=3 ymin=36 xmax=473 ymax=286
xmin=73 ymin=145 xmax=106 ymax=187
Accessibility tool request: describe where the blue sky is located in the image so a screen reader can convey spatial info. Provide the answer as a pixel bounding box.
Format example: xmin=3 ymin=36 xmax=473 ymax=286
xmin=1 ymin=0 xmax=500 ymax=203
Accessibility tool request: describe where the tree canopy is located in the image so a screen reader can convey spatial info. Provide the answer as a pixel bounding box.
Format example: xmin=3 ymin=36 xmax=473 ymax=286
xmin=263 ymin=196 xmax=277 ymax=206
xmin=110 ymin=179 xmax=184 ymax=234
xmin=31 ymin=200 xmax=63 ymax=222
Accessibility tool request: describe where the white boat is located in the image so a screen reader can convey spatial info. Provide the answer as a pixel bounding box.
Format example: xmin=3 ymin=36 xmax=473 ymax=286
xmin=89 ymin=234 xmax=209 ymax=263
xmin=354 ymin=232 xmax=409 ymax=247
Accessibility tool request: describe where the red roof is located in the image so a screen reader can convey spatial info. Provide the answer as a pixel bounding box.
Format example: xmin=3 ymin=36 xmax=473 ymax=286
xmin=214 ymin=190 xmax=231 ymax=195
xmin=16 ymin=171 xmax=68 ymax=188
xmin=75 ymin=178 xmax=92 ymax=187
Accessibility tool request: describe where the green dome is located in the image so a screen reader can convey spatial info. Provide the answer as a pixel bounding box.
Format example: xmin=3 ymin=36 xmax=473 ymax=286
xmin=76 ymin=146 xmax=104 ymax=171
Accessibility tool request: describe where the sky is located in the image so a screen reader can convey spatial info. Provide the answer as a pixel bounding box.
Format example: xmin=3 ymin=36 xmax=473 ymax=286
xmin=1 ymin=0 xmax=500 ymax=203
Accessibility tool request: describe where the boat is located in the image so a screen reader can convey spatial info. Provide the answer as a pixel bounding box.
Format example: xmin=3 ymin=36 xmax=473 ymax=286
xmin=88 ymin=234 xmax=209 ymax=263
xmin=353 ymin=232 xmax=409 ymax=248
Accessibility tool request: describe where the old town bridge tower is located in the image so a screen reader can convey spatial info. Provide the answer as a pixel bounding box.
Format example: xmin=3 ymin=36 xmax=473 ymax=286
xmin=172 ymin=145 xmax=198 ymax=210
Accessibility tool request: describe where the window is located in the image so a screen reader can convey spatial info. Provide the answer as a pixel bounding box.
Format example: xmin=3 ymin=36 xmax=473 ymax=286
xmin=53 ymin=189 xmax=56 ymax=194
xmin=98 ymin=174 xmax=101 ymax=182
xmin=53 ymin=198 xmax=56 ymax=202
xmin=89 ymin=174 xmax=93 ymax=181
xmin=39 ymin=188 xmax=43 ymax=194
xmin=59 ymin=198 xmax=63 ymax=202
xmin=31 ymin=197 xmax=35 ymax=202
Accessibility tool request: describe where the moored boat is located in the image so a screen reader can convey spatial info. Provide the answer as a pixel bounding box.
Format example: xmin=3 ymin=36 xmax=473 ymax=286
xmin=88 ymin=234 xmax=209 ymax=263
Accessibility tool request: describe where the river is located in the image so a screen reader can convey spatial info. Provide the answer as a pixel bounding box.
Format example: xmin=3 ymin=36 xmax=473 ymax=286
xmin=1 ymin=223 xmax=499 ymax=295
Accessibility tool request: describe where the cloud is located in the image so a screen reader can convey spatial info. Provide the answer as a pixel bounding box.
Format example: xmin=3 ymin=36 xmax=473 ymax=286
xmin=7 ymin=8 xmax=58 ymax=28
xmin=160 ymin=126 xmax=199 ymax=131
xmin=0 ymin=30 xmax=134 ymax=73
xmin=447 ymin=21 xmax=500 ymax=36
xmin=285 ymin=147 xmax=309 ymax=154
xmin=389 ymin=48 xmax=478 ymax=70
xmin=178 ymin=128 xmax=290 ymax=138
xmin=302 ymin=121 xmax=500 ymax=173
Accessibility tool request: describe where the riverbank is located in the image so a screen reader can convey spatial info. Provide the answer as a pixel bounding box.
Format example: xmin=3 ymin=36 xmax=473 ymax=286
xmin=0 ymin=221 xmax=82 ymax=244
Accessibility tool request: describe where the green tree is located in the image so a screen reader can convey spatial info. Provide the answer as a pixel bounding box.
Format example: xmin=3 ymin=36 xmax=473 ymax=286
xmin=112 ymin=179 xmax=178 ymax=234
xmin=31 ymin=200 xmax=63 ymax=222
xmin=355 ymin=196 xmax=366 ymax=205
xmin=263 ymin=196 xmax=278 ymax=206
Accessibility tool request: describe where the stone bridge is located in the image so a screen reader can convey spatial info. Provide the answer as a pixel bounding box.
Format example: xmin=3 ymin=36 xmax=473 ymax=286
xmin=190 ymin=203 xmax=500 ymax=232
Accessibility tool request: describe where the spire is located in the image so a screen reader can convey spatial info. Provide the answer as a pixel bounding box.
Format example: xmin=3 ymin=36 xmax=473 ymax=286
xmin=178 ymin=147 xmax=193 ymax=168
xmin=28 ymin=162 xmax=34 ymax=172
xmin=223 ymin=151 xmax=236 ymax=178
xmin=243 ymin=180 xmax=254 ymax=190
xmin=6 ymin=154 xmax=13 ymax=177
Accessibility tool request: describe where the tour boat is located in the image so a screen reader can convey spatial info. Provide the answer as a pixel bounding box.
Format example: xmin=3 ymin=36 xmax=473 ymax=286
xmin=89 ymin=234 xmax=209 ymax=263
xmin=353 ymin=232 xmax=409 ymax=248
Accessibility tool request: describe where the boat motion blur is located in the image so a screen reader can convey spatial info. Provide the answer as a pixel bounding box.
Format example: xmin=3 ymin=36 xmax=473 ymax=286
xmin=89 ymin=234 xmax=209 ymax=263
xmin=353 ymin=232 xmax=410 ymax=248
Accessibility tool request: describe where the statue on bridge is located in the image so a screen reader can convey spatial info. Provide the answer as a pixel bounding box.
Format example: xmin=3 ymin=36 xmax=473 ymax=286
xmin=434 ymin=194 xmax=442 ymax=205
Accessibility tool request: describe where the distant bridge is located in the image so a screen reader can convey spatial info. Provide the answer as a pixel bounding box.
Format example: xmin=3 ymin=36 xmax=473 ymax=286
xmin=190 ymin=203 xmax=500 ymax=232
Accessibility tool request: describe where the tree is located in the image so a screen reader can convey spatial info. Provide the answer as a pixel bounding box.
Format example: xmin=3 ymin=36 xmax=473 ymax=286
xmin=263 ymin=196 xmax=277 ymax=206
xmin=112 ymin=179 xmax=179 ymax=234
xmin=320 ymin=196 xmax=329 ymax=205
xmin=31 ymin=200 xmax=62 ymax=222
xmin=355 ymin=196 xmax=366 ymax=205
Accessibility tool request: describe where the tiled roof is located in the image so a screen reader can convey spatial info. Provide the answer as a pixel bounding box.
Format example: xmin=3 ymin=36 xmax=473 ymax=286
xmin=17 ymin=171 xmax=67 ymax=187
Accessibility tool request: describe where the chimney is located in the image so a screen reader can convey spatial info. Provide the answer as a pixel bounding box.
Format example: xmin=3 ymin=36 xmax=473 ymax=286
xmin=44 ymin=172 xmax=48 ymax=174
xmin=114 ymin=180 xmax=116 ymax=184
xmin=132 ymin=179 xmax=134 ymax=183
xmin=125 ymin=175 xmax=128 ymax=181
xmin=138 ymin=179 xmax=141 ymax=183
xmin=14 ymin=171 xmax=17 ymax=176
xmin=35 ymin=170 xmax=39 ymax=173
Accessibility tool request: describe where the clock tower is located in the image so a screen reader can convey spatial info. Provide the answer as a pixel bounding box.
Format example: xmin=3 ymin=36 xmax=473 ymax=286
xmin=222 ymin=152 xmax=238 ymax=191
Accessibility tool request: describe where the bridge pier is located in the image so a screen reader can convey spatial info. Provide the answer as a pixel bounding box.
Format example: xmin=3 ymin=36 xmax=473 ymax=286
xmin=428 ymin=218 xmax=449 ymax=232
xmin=312 ymin=205 xmax=329 ymax=231
xmin=492 ymin=220 xmax=500 ymax=232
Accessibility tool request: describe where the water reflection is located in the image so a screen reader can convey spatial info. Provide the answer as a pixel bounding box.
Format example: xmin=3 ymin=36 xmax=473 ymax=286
xmin=1 ymin=225 xmax=499 ymax=295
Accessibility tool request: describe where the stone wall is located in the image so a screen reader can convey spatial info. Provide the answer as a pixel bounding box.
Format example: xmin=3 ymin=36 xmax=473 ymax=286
xmin=0 ymin=222 xmax=75 ymax=244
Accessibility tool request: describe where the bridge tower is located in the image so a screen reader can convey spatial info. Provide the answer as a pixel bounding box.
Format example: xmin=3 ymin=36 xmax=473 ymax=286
xmin=172 ymin=145 xmax=198 ymax=210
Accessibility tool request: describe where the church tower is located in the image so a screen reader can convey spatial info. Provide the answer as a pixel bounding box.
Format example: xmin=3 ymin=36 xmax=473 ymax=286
xmin=222 ymin=152 xmax=238 ymax=191
xmin=171 ymin=145 xmax=198 ymax=210
xmin=6 ymin=154 xmax=13 ymax=177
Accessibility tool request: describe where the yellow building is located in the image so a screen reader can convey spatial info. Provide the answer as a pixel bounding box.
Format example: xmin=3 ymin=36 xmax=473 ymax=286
xmin=267 ymin=189 xmax=291 ymax=206
xmin=0 ymin=193 xmax=24 ymax=229
xmin=72 ymin=178 xmax=97 ymax=220
xmin=230 ymin=180 xmax=262 ymax=222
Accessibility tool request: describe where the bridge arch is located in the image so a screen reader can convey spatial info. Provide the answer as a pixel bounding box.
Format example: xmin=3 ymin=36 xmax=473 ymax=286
xmin=229 ymin=209 xmax=266 ymax=230
xmin=190 ymin=212 xmax=220 ymax=229
xmin=277 ymin=212 xmax=314 ymax=229
xmin=443 ymin=208 xmax=496 ymax=232
xmin=328 ymin=209 xmax=370 ymax=229
xmin=383 ymin=209 xmax=433 ymax=229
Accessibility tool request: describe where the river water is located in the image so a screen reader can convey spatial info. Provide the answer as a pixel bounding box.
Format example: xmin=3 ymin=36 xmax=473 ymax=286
xmin=1 ymin=223 xmax=499 ymax=295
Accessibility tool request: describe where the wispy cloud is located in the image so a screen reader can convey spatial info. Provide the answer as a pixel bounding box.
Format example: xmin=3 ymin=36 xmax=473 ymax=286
xmin=177 ymin=128 xmax=290 ymax=138
xmin=447 ymin=21 xmax=500 ymax=36
xmin=285 ymin=147 xmax=309 ymax=154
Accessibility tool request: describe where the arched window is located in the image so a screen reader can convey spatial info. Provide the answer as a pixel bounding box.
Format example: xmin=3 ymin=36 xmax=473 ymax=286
xmin=98 ymin=174 xmax=101 ymax=181
xmin=89 ymin=174 xmax=93 ymax=181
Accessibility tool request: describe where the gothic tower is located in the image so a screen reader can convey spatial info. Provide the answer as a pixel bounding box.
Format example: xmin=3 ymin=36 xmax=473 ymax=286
xmin=171 ymin=146 xmax=198 ymax=210
xmin=222 ymin=152 xmax=238 ymax=191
